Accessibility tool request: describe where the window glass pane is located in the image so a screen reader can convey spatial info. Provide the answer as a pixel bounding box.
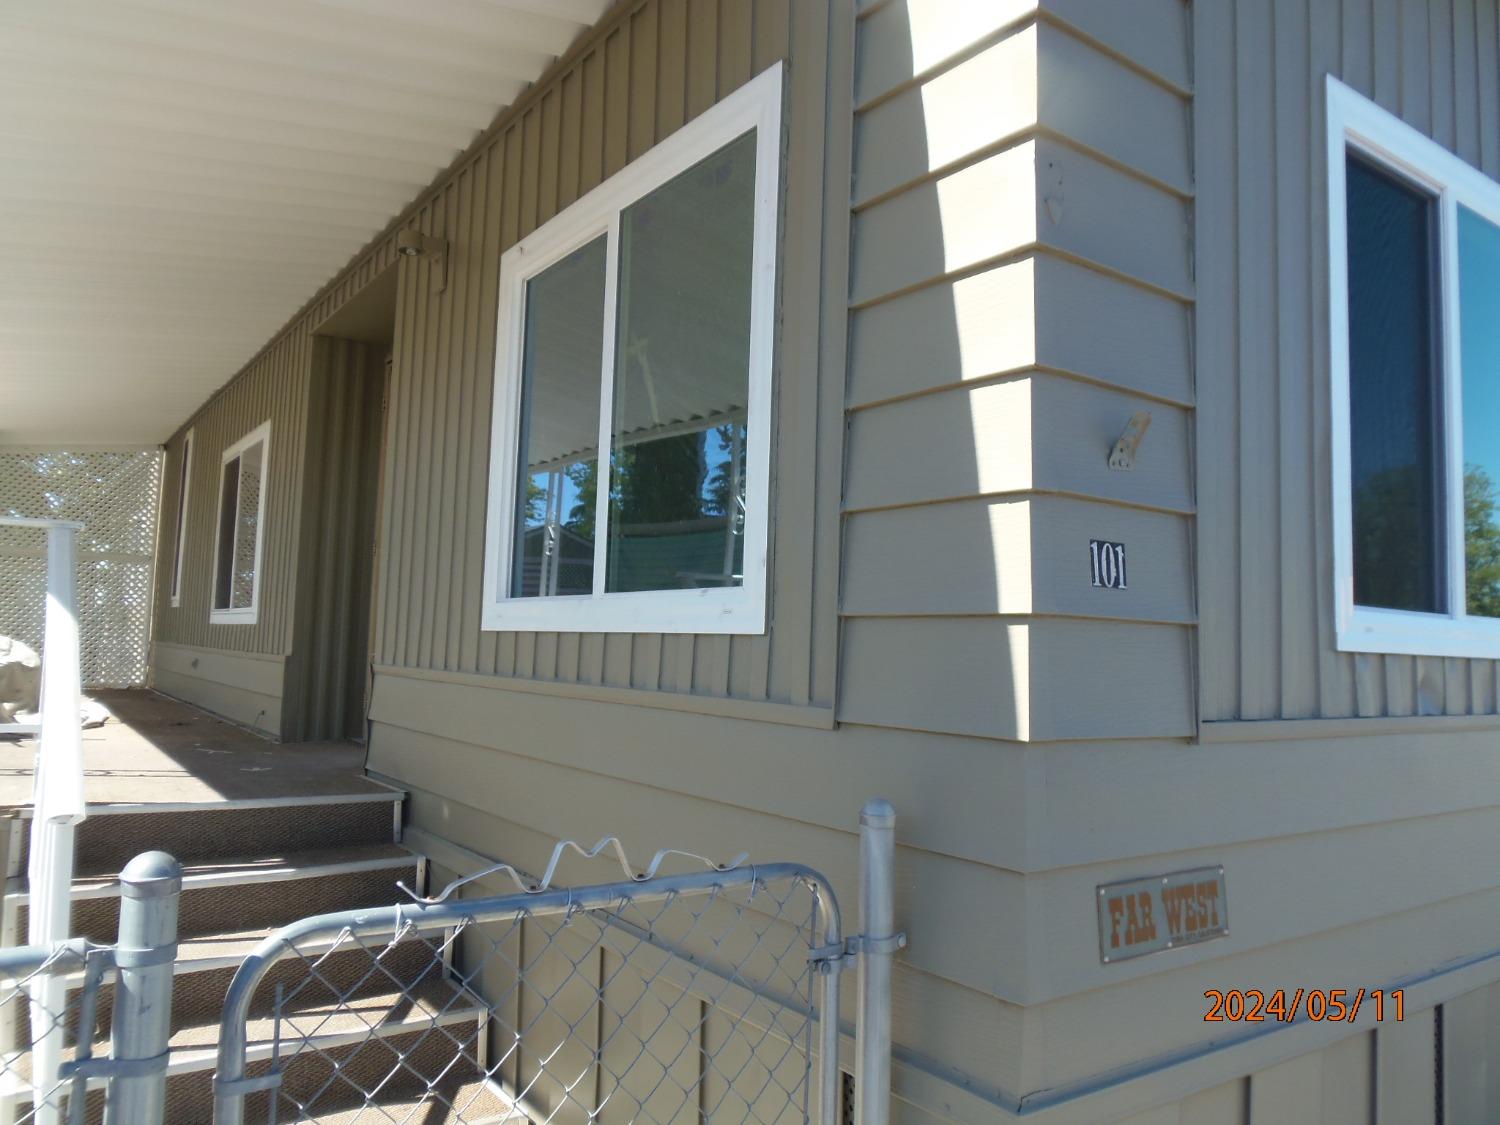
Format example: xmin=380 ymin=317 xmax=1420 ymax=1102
xmin=231 ymin=441 xmax=263 ymax=610
xmin=605 ymin=130 xmax=756 ymax=593
xmin=1460 ymin=206 xmax=1500 ymax=617
xmin=213 ymin=456 xmax=239 ymax=610
xmin=511 ymin=236 xmax=607 ymax=597
xmin=1345 ymin=155 xmax=1445 ymax=612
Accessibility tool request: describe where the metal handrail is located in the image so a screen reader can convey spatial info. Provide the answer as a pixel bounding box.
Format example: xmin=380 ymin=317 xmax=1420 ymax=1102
xmin=0 ymin=517 xmax=87 ymax=1125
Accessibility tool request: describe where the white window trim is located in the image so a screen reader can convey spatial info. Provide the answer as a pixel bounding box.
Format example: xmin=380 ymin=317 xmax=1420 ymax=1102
xmin=1328 ymin=76 xmax=1500 ymax=657
xmin=209 ymin=420 xmax=271 ymax=626
xmin=481 ymin=61 xmax=783 ymax=635
xmin=169 ymin=428 xmax=193 ymax=608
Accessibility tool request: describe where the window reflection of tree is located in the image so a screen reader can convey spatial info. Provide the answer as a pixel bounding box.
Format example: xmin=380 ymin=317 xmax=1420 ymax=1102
xmin=1352 ymin=464 xmax=1439 ymax=612
xmin=1466 ymin=464 xmax=1500 ymax=617
xmin=540 ymin=419 xmax=747 ymax=593
xmin=1351 ymin=464 xmax=1500 ymax=616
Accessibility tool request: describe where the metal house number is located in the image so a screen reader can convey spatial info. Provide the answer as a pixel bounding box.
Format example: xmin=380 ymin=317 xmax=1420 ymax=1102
xmin=1089 ymin=539 xmax=1127 ymax=589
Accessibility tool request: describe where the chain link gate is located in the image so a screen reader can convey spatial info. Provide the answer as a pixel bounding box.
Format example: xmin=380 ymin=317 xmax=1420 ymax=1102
xmin=0 ymin=939 xmax=109 ymax=1124
xmin=0 ymin=852 xmax=183 ymax=1125
xmin=214 ymin=803 xmax=901 ymax=1125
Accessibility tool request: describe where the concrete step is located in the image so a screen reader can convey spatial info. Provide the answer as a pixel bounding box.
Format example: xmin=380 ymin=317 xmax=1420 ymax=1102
xmin=8 ymin=843 xmax=418 ymax=944
xmin=4 ymin=974 xmax=487 ymax=1125
xmin=8 ymin=789 xmax=402 ymax=879
xmin=96 ymin=924 xmax=440 ymax=1038
xmin=173 ymin=973 xmax=488 ymax=1125
xmin=308 ymin=1077 xmax=516 ymax=1124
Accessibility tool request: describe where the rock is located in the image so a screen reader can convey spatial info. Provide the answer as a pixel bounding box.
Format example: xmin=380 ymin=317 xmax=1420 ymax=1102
xmin=0 ymin=636 xmax=41 ymax=723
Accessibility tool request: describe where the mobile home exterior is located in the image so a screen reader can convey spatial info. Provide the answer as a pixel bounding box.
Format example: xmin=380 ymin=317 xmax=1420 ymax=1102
xmin=104 ymin=0 xmax=1500 ymax=1120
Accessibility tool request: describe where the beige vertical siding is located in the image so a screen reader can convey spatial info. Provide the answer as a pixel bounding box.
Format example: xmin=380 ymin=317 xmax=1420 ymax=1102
xmin=1196 ymin=0 xmax=1500 ymax=722
xmin=149 ymin=184 xmax=403 ymax=728
xmin=1444 ymin=978 xmax=1500 ymax=1118
xmin=361 ymin=0 xmax=841 ymax=713
xmin=142 ymin=0 xmax=1500 ymax=1119
xmin=152 ymin=327 xmax=312 ymax=658
xmin=283 ymin=336 xmax=386 ymax=741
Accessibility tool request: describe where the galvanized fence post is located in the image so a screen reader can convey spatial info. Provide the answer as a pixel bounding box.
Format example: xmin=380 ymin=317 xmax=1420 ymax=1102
xmin=855 ymin=799 xmax=896 ymax=1125
xmin=103 ymin=851 xmax=181 ymax=1125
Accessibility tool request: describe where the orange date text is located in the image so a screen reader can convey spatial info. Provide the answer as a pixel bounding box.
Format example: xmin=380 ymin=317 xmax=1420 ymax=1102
xmin=1204 ymin=989 xmax=1403 ymax=1023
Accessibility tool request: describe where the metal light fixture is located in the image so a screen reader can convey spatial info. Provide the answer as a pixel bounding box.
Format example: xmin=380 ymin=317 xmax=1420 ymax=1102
xmin=396 ymin=229 xmax=449 ymax=293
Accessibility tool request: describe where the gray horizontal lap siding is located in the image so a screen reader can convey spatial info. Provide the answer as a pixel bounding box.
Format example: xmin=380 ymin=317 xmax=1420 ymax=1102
xmin=842 ymin=0 xmax=1196 ymax=743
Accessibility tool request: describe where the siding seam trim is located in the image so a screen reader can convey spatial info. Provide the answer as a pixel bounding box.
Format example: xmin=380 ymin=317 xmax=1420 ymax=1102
xmin=854 ymin=12 xmax=1196 ymax=119
xmin=828 ymin=712 xmax=1193 ymax=744
xmin=152 ymin=641 xmax=287 ymax=663
xmin=841 ymin=488 xmax=1196 ymax=520
xmin=850 ymin=243 xmax=1195 ymax=314
xmin=850 ymin=125 xmax=1194 ymax=218
xmin=847 ymin=363 xmax=1196 ymax=416
xmin=1035 ymin=10 xmax=1194 ymax=100
xmin=838 ymin=610 xmax=1197 ymax=627
xmin=371 ymin=663 xmax=836 ymax=729
xmin=1202 ymin=713 xmax=1500 ymax=741
xmin=851 ymin=12 xmax=1038 ymax=116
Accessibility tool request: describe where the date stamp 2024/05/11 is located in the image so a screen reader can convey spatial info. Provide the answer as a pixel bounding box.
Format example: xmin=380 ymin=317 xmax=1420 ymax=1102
xmin=1205 ymin=989 xmax=1404 ymax=1023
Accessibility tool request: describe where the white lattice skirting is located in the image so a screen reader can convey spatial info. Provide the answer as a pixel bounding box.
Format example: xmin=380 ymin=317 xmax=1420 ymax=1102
xmin=0 ymin=450 xmax=163 ymax=688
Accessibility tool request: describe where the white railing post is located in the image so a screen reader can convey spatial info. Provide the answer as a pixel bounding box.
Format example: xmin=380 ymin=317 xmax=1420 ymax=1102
xmin=855 ymin=799 xmax=896 ymax=1125
xmin=0 ymin=518 xmax=88 ymax=1125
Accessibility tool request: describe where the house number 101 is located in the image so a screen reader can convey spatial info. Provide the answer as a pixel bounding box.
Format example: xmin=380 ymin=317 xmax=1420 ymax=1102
xmin=1089 ymin=539 xmax=1128 ymax=589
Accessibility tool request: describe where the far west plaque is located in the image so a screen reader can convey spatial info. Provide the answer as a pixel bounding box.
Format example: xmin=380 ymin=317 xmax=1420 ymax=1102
xmin=1097 ymin=866 xmax=1228 ymax=964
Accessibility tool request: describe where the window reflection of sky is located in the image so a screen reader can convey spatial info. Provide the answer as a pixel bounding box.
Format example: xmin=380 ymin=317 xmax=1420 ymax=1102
xmin=1460 ymin=207 xmax=1500 ymax=488
xmin=1459 ymin=206 xmax=1500 ymax=617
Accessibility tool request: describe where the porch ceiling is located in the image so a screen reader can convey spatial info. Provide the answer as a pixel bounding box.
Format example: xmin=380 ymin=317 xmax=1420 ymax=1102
xmin=0 ymin=0 xmax=612 ymax=446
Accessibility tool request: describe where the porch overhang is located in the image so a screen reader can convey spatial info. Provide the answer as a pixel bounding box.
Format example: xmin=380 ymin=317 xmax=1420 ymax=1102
xmin=0 ymin=0 xmax=612 ymax=447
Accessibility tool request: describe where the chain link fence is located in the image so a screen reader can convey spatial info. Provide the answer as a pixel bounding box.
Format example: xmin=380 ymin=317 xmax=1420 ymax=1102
xmin=0 ymin=939 xmax=110 ymax=1125
xmin=214 ymin=860 xmax=847 ymax=1125
xmin=0 ymin=815 xmax=898 ymax=1125
xmin=0 ymin=450 xmax=162 ymax=689
xmin=0 ymin=851 xmax=182 ymax=1125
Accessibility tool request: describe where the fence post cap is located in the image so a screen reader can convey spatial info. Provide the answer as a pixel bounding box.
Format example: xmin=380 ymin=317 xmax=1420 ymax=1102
xmin=120 ymin=851 xmax=182 ymax=899
xmin=859 ymin=799 xmax=895 ymax=828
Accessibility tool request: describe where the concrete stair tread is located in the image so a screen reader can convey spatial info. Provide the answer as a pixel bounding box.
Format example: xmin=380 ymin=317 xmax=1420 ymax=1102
xmin=7 ymin=789 xmax=399 ymax=819
xmin=173 ymin=918 xmax=433 ymax=973
xmin=169 ymin=973 xmax=482 ymax=1065
xmin=7 ymin=843 xmax=415 ymax=902
xmin=305 ymin=1077 xmax=517 ymax=1124
xmin=5 ymin=975 xmax=482 ymax=1087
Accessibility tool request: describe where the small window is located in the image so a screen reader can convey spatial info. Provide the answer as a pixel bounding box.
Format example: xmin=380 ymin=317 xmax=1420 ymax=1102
xmin=210 ymin=422 xmax=270 ymax=625
xmin=482 ymin=63 xmax=782 ymax=634
xmin=169 ymin=429 xmax=193 ymax=607
xmin=1328 ymin=77 xmax=1500 ymax=655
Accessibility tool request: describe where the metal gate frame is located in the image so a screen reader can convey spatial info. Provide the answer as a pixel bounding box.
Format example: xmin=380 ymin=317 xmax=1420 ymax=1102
xmin=212 ymin=800 xmax=901 ymax=1125
xmin=0 ymin=852 xmax=182 ymax=1125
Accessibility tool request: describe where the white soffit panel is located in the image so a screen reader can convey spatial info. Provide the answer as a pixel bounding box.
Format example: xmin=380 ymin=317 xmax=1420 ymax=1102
xmin=0 ymin=0 xmax=611 ymax=445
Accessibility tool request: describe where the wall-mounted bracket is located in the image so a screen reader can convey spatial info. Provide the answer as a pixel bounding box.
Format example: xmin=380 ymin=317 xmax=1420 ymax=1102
xmin=1108 ymin=410 xmax=1152 ymax=471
